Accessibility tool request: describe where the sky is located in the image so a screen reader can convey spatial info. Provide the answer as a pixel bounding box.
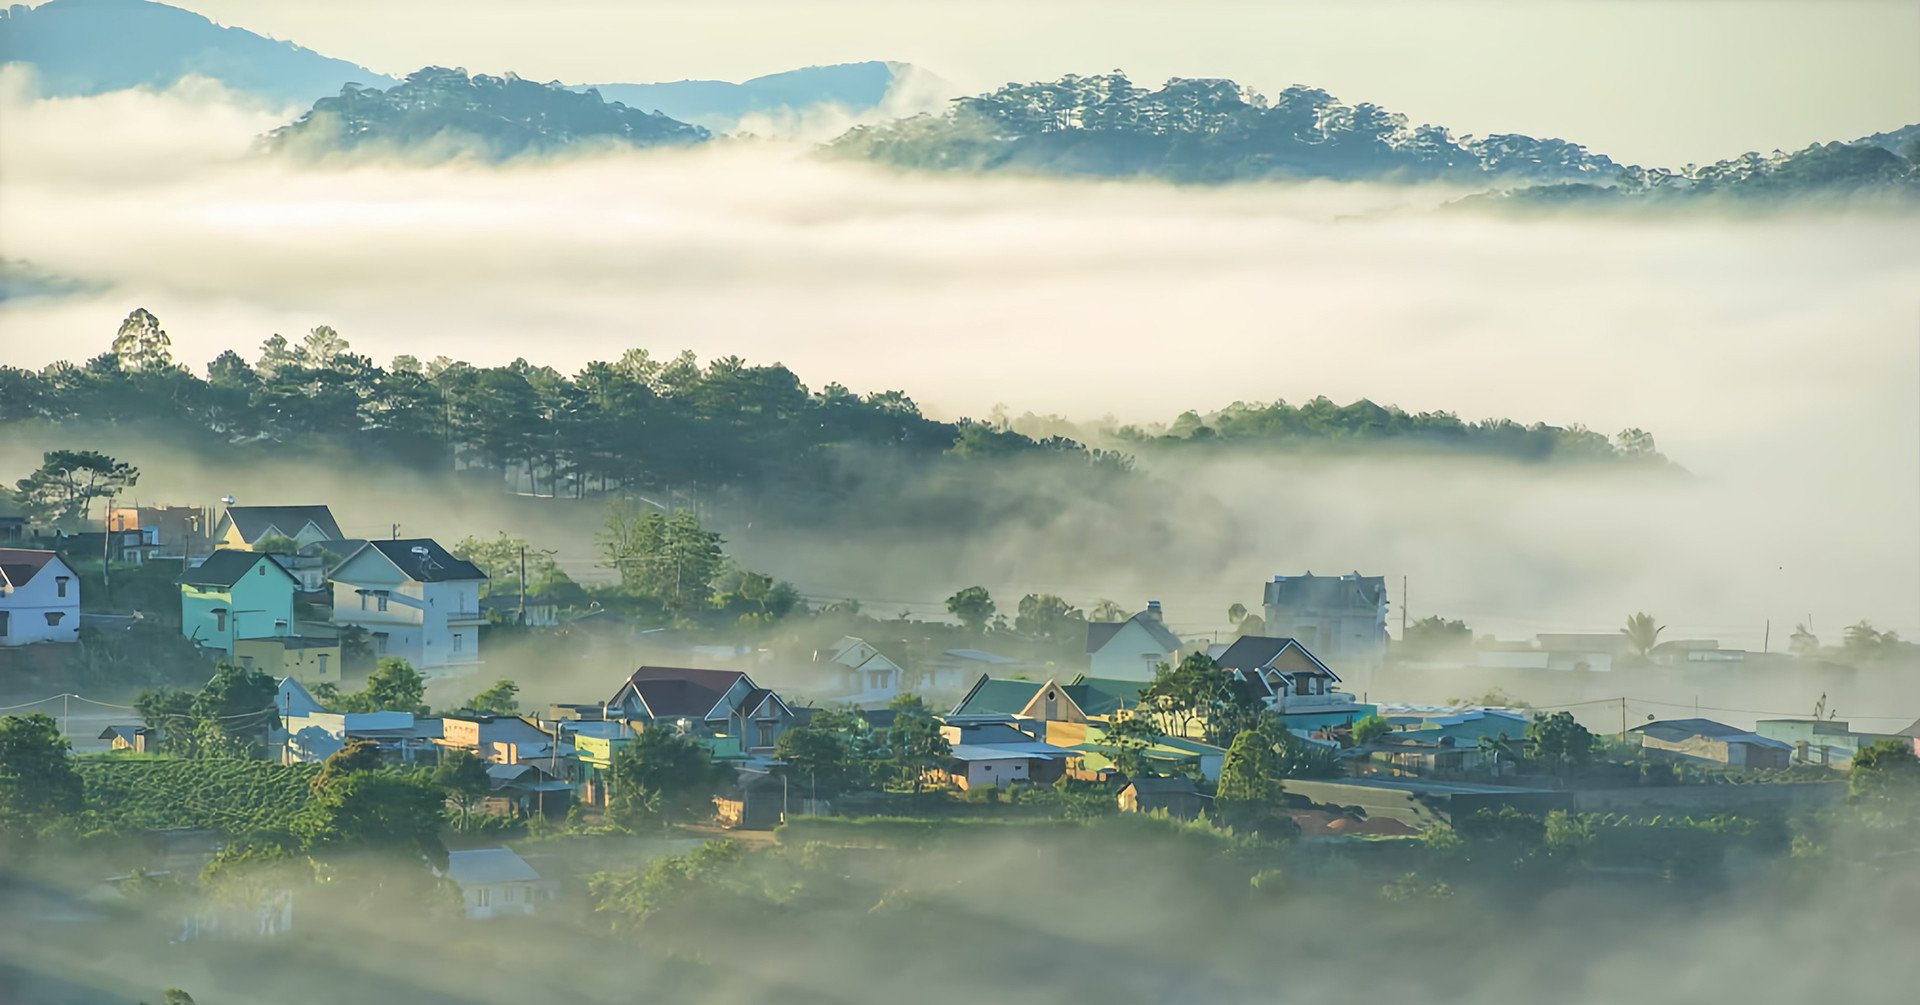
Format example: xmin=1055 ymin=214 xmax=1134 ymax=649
xmin=110 ymin=0 xmax=1920 ymax=167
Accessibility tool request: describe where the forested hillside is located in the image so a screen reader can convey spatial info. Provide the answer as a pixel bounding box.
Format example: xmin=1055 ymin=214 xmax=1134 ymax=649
xmin=267 ymin=67 xmax=710 ymax=158
xmin=830 ymin=71 xmax=1623 ymax=183
xmin=1470 ymin=140 xmax=1920 ymax=208
xmin=0 ymin=310 xmax=1665 ymax=519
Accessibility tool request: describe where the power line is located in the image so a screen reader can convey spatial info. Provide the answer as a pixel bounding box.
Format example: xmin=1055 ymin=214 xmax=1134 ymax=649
xmin=1528 ymin=695 xmax=1914 ymax=723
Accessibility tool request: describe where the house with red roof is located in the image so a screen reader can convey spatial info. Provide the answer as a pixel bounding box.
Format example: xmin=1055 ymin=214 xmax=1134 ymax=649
xmin=606 ymin=666 xmax=796 ymax=755
xmin=0 ymin=548 xmax=79 ymax=646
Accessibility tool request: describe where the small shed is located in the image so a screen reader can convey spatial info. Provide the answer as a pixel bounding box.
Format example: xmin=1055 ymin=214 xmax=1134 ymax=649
xmin=1117 ymin=775 xmax=1205 ymax=820
xmin=98 ymin=724 xmax=154 ymax=754
xmin=444 ymin=847 xmax=550 ymax=919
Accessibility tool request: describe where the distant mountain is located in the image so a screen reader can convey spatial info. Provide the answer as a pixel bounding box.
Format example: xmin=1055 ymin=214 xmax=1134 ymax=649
xmin=1465 ymin=137 xmax=1920 ymax=209
xmin=590 ymin=61 xmax=912 ymax=132
xmin=0 ymin=0 xmax=393 ymax=104
xmin=266 ymin=67 xmax=709 ymax=158
xmin=829 ymin=72 xmax=1624 ymax=184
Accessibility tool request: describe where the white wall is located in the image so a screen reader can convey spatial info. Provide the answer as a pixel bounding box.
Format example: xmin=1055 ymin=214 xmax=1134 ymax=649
xmin=0 ymin=554 xmax=79 ymax=646
xmin=1088 ymin=620 xmax=1177 ymax=680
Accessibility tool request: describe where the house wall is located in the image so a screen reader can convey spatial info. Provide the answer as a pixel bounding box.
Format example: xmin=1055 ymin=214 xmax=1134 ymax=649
xmin=953 ymin=757 xmax=1031 ymax=790
xmin=180 ymin=563 xmax=295 ymax=653
xmin=233 ymin=638 xmax=343 ymax=685
xmin=0 ymin=554 xmax=79 ymax=646
xmin=1089 ymin=621 xmax=1176 ymax=680
xmin=1265 ymin=606 xmax=1387 ymax=667
xmin=462 ymin=881 xmax=539 ymax=919
xmin=331 ymin=552 xmax=482 ymax=670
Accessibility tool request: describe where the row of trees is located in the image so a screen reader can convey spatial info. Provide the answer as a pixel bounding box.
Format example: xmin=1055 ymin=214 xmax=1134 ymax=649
xmin=0 ymin=311 xmax=1111 ymax=500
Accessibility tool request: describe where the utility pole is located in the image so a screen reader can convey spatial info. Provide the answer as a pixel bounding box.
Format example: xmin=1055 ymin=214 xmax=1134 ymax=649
xmin=390 ymin=523 xmax=400 ymax=541
xmin=62 ymin=693 xmax=70 ymax=739
xmin=518 ymin=545 xmax=527 ymax=626
xmin=1763 ymin=619 xmax=1771 ymax=654
xmin=1400 ymin=575 xmax=1408 ymax=638
xmin=1619 ymin=696 xmax=1627 ymax=742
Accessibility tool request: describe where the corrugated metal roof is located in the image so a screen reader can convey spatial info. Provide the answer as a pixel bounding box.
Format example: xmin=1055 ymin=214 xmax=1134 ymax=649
xmin=446 ymin=848 xmax=541 ymax=886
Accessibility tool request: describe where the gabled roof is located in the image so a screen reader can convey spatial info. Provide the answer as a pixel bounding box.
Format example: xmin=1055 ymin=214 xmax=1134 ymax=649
xmin=611 ymin=666 xmax=752 ymax=720
xmin=950 ymin=676 xmax=1044 ymax=717
xmin=1085 ymin=610 xmax=1181 ymax=655
xmin=1060 ymin=676 xmax=1148 ymax=716
xmin=97 ymin=725 xmax=150 ymax=742
xmin=1123 ymin=775 xmax=1199 ymax=796
xmin=178 ymin=549 xmax=298 ymax=589
xmin=1212 ymin=635 xmax=1339 ymax=680
xmin=224 ymin=505 xmax=343 ymax=542
xmin=277 ymin=677 xmax=323 ymax=717
xmin=1263 ymin=572 xmax=1387 ymax=611
xmin=1630 ymin=718 xmax=1747 ymax=740
xmin=445 ymin=847 xmax=541 ymax=886
xmin=343 ymin=538 xmax=486 ymax=583
xmin=0 ymin=548 xmax=63 ymax=590
xmin=1898 ymin=718 xmax=1920 ymax=739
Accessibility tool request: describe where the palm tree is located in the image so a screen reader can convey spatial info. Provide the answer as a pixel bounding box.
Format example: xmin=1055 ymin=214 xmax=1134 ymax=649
xmin=1621 ymin=612 xmax=1664 ymax=658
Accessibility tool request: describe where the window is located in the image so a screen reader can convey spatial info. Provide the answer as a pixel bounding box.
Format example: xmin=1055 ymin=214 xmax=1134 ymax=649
xmin=257 ymin=564 xmax=265 ymax=577
xmin=0 ymin=611 xmax=9 ymax=637
xmin=475 ymin=888 xmax=490 ymax=907
xmin=317 ymin=653 xmax=330 ymax=676
xmin=239 ymin=655 xmax=254 ymax=669
xmin=373 ymin=633 xmax=388 ymax=655
xmin=55 ymin=576 xmax=69 ymax=598
xmin=452 ymin=632 xmax=464 ymax=653
xmin=213 ymin=609 xmax=228 ymax=632
xmin=359 ymin=592 xmax=368 ymax=611
xmin=45 ymin=611 xmax=65 ymax=626
xmin=757 ymin=723 xmax=775 ymax=748
xmin=376 ymin=594 xmax=388 ymax=612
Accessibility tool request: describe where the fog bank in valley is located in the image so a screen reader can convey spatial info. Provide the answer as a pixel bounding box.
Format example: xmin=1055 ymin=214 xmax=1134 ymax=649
xmin=1 ymin=73 xmax=1916 ymax=652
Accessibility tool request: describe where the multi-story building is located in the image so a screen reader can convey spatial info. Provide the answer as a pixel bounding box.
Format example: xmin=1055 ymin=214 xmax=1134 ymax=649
xmin=329 ymin=538 xmax=486 ymax=672
xmin=1262 ymin=572 xmax=1390 ymax=668
xmin=0 ymin=548 xmax=80 ymax=646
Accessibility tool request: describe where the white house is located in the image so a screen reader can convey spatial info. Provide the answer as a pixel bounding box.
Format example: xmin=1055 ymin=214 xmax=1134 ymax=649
xmin=0 ymin=548 xmax=80 ymax=646
xmin=1083 ymin=601 xmax=1182 ymax=680
xmin=813 ymin=636 xmax=905 ymax=706
xmin=444 ymin=847 xmax=552 ymax=919
xmin=329 ymin=538 xmax=486 ymax=672
xmin=1262 ymin=572 xmax=1390 ymax=667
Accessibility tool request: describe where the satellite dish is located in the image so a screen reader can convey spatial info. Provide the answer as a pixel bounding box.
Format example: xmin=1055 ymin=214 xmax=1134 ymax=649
xmin=410 ymin=546 xmax=430 ymax=557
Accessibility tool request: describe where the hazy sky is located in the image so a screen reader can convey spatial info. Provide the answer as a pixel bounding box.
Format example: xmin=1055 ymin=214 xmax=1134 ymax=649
xmin=124 ymin=0 xmax=1920 ymax=166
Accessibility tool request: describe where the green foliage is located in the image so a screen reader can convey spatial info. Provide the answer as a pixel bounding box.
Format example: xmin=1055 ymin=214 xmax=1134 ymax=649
xmin=1139 ymin=651 xmax=1263 ymax=747
xmin=1351 ymin=714 xmax=1392 ymax=745
xmin=269 ymin=67 xmax=710 ymax=159
xmin=135 ymin=661 xmax=279 ymax=757
xmin=292 ymin=768 xmax=448 ymax=867
xmin=1620 ymin=612 xmax=1664 ymax=658
xmin=308 ymin=738 xmax=386 ymax=794
xmin=589 ymin=839 xmax=747 ymax=931
xmin=885 ymin=694 xmax=952 ymax=795
xmin=11 ymin=448 xmax=138 ymax=528
xmin=944 ymin=586 xmax=995 ymax=632
xmin=464 ymin=678 xmax=520 ymax=716
xmin=329 ymin=657 xmax=428 ymax=714
xmin=76 ymin=758 xmax=317 ymax=836
xmin=607 ymin=727 xmax=728 ymax=828
xmin=1101 ymin=713 xmax=1164 ymax=779
xmin=773 ymin=725 xmax=857 ymax=797
xmin=249 ymin=532 xmax=299 ymax=554
xmin=597 ymin=503 xmax=727 ymax=615
xmin=0 ymin=713 xmax=83 ymax=845
xmin=1524 ymin=711 xmax=1597 ymax=772
xmin=1014 ymin=592 xmax=1084 ymax=644
xmin=1848 ymin=740 xmax=1920 ymax=810
xmin=1399 ymin=616 xmax=1472 ymax=661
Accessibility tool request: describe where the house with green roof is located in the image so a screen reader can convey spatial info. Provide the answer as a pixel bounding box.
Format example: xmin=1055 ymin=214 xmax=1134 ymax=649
xmin=949 ymin=673 xmax=1148 ymax=724
xmin=177 ymin=549 xmax=298 ymax=653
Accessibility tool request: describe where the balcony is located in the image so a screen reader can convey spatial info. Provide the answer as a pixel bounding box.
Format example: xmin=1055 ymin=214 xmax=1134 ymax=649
xmin=1269 ymin=690 xmax=1364 ymax=714
xmin=444 ymin=610 xmax=486 ymax=625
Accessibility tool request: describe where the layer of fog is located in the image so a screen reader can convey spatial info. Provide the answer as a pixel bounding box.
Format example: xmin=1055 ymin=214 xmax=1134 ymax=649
xmin=1 ymin=77 xmax=1916 ymax=667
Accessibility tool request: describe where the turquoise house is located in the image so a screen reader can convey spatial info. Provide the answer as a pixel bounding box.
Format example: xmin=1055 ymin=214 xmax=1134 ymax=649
xmin=178 ymin=550 xmax=299 ymax=654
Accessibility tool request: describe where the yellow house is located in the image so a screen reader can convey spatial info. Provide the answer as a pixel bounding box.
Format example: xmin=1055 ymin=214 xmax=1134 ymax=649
xmin=213 ymin=505 xmax=344 ymax=550
xmin=234 ymin=635 xmax=344 ymax=686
